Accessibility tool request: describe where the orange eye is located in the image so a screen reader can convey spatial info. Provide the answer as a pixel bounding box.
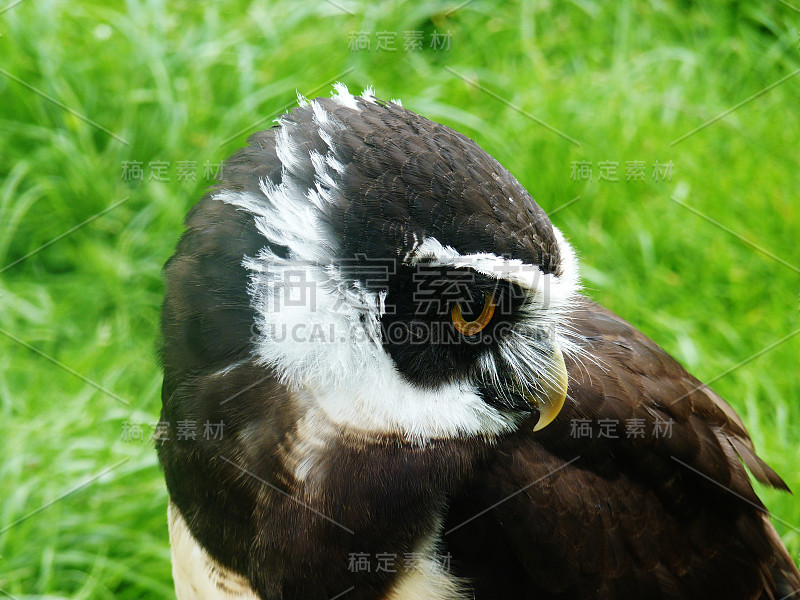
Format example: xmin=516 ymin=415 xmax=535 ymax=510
xmin=451 ymin=293 xmax=496 ymax=336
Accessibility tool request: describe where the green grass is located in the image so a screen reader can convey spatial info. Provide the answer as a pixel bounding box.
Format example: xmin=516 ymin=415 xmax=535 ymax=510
xmin=1 ymin=0 xmax=798 ymax=596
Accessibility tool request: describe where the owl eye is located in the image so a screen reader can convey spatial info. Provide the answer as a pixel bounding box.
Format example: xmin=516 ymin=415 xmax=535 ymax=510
xmin=451 ymin=292 xmax=496 ymax=336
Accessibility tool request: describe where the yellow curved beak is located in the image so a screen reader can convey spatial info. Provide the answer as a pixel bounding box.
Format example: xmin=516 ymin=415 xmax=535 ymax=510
xmin=526 ymin=343 xmax=568 ymax=431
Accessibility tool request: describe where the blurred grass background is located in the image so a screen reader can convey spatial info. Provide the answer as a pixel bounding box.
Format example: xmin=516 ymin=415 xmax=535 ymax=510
xmin=0 ymin=0 xmax=798 ymax=596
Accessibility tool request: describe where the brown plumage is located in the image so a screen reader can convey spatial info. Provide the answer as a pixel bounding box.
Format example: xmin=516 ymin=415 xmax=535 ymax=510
xmin=445 ymin=300 xmax=799 ymax=599
xmin=158 ymin=87 xmax=799 ymax=599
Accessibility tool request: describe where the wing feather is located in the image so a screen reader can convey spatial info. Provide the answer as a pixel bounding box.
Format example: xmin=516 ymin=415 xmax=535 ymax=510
xmin=444 ymin=300 xmax=799 ymax=599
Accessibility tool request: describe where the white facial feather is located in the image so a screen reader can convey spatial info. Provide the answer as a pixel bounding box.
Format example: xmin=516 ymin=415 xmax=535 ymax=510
xmin=411 ymin=228 xmax=584 ymax=357
xmin=411 ymin=228 xmax=581 ymax=316
xmin=238 ymin=246 xmax=517 ymax=442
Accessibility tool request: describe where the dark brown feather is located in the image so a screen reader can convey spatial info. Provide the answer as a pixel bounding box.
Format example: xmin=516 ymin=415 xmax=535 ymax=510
xmin=444 ymin=300 xmax=799 ymax=599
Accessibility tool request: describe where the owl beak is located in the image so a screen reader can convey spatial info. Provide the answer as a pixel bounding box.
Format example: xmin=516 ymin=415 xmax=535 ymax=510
xmin=526 ymin=342 xmax=568 ymax=432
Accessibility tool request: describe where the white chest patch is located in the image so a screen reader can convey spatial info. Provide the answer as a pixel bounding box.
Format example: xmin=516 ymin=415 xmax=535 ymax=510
xmin=383 ymin=532 xmax=470 ymax=600
xmin=168 ymin=502 xmax=260 ymax=600
xmin=383 ymin=563 xmax=467 ymax=600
